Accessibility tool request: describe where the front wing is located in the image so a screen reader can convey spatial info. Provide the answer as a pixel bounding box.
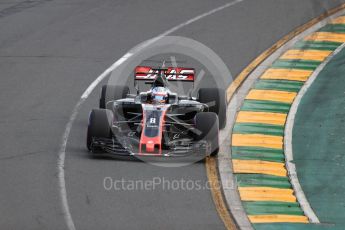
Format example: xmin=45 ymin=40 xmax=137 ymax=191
xmin=89 ymin=137 xmax=210 ymax=158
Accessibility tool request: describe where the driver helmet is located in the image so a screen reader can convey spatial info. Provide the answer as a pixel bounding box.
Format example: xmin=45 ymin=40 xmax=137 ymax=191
xmin=151 ymin=87 xmax=168 ymax=104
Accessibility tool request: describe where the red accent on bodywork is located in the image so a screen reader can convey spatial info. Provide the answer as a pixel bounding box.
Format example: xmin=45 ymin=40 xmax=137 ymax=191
xmin=145 ymin=141 xmax=155 ymax=152
xmin=139 ymin=108 xmax=167 ymax=155
xmin=135 ymin=66 xmax=195 ymax=81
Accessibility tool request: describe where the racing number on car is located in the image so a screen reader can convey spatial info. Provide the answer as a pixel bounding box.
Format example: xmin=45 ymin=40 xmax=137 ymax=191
xmin=147 ymin=116 xmax=159 ymax=127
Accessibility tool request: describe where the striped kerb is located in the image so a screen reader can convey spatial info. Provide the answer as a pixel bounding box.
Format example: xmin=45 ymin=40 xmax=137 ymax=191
xmin=231 ymin=15 xmax=345 ymax=226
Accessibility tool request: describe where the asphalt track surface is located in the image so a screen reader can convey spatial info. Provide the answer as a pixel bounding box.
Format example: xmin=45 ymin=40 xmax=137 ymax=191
xmin=1 ymin=0 xmax=345 ymax=229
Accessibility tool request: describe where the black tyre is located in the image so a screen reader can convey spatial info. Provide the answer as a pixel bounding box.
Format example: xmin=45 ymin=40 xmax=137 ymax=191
xmin=198 ymin=88 xmax=227 ymax=129
xmin=99 ymin=85 xmax=129 ymax=109
xmin=87 ymin=109 xmax=113 ymax=150
xmin=194 ymin=112 xmax=219 ymax=156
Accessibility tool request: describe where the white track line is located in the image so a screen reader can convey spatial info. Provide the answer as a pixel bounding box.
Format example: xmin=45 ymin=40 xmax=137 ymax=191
xmin=57 ymin=1 xmax=243 ymax=229
xmin=285 ymin=42 xmax=345 ymax=224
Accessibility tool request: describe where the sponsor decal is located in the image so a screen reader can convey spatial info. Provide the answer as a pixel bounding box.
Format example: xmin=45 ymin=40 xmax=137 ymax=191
xmin=135 ymin=66 xmax=194 ymax=81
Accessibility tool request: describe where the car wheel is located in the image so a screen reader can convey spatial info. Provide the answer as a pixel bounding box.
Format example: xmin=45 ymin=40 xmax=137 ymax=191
xmin=99 ymin=85 xmax=129 ymax=109
xmin=87 ymin=109 xmax=113 ymax=150
xmin=194 ymin=112 xmax=219 ymax=156
xmin=198 ymin=88 xmax=227 ymax=129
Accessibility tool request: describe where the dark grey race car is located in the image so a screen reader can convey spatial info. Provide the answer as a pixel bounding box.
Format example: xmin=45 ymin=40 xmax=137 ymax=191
xmin=86 ymin=66 xmax=226 ymax=159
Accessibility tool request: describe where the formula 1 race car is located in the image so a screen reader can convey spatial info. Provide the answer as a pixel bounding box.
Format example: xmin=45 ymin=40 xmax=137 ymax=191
xmin=86 ymin=66 xmax=226 ymax=159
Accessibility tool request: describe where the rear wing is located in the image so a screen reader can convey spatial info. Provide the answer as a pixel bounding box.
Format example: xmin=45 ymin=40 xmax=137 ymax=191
xmin=135 ymin=66 xmax=195 ymax=82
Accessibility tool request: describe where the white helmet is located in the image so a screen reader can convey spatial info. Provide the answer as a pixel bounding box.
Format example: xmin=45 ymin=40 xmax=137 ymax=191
xmin=151 ymin=87 xmax=168 ymax=104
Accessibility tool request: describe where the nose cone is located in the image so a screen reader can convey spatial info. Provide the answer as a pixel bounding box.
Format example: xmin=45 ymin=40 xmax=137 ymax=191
xmin=146 ymin=141 xmax=155 ymax=152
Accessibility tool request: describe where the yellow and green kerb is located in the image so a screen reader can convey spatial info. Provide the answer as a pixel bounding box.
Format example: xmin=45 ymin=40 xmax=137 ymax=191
xmin=231 ymin=15 xmax=345 ymax=225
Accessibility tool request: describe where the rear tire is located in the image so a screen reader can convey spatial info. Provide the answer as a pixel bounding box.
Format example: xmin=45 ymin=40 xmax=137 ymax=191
xmin=198 ymin=88 xmax=227 ymax=129
xmin=194 ymin=112 xmax=219 ymax=156
xmin=99 ymin=85 xmax=129 ymax=109
xmin=87 ymin=109 xmax=113 ymax=150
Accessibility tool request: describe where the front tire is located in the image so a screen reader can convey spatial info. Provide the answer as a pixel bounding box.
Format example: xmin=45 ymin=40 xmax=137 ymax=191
xmin=198 ymin=88 xmax=227 ymax=129
xmin=87 ymin=109 xmax=113 ymax=150
xmin=194 ymin=112 xmax=219 ymax=156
